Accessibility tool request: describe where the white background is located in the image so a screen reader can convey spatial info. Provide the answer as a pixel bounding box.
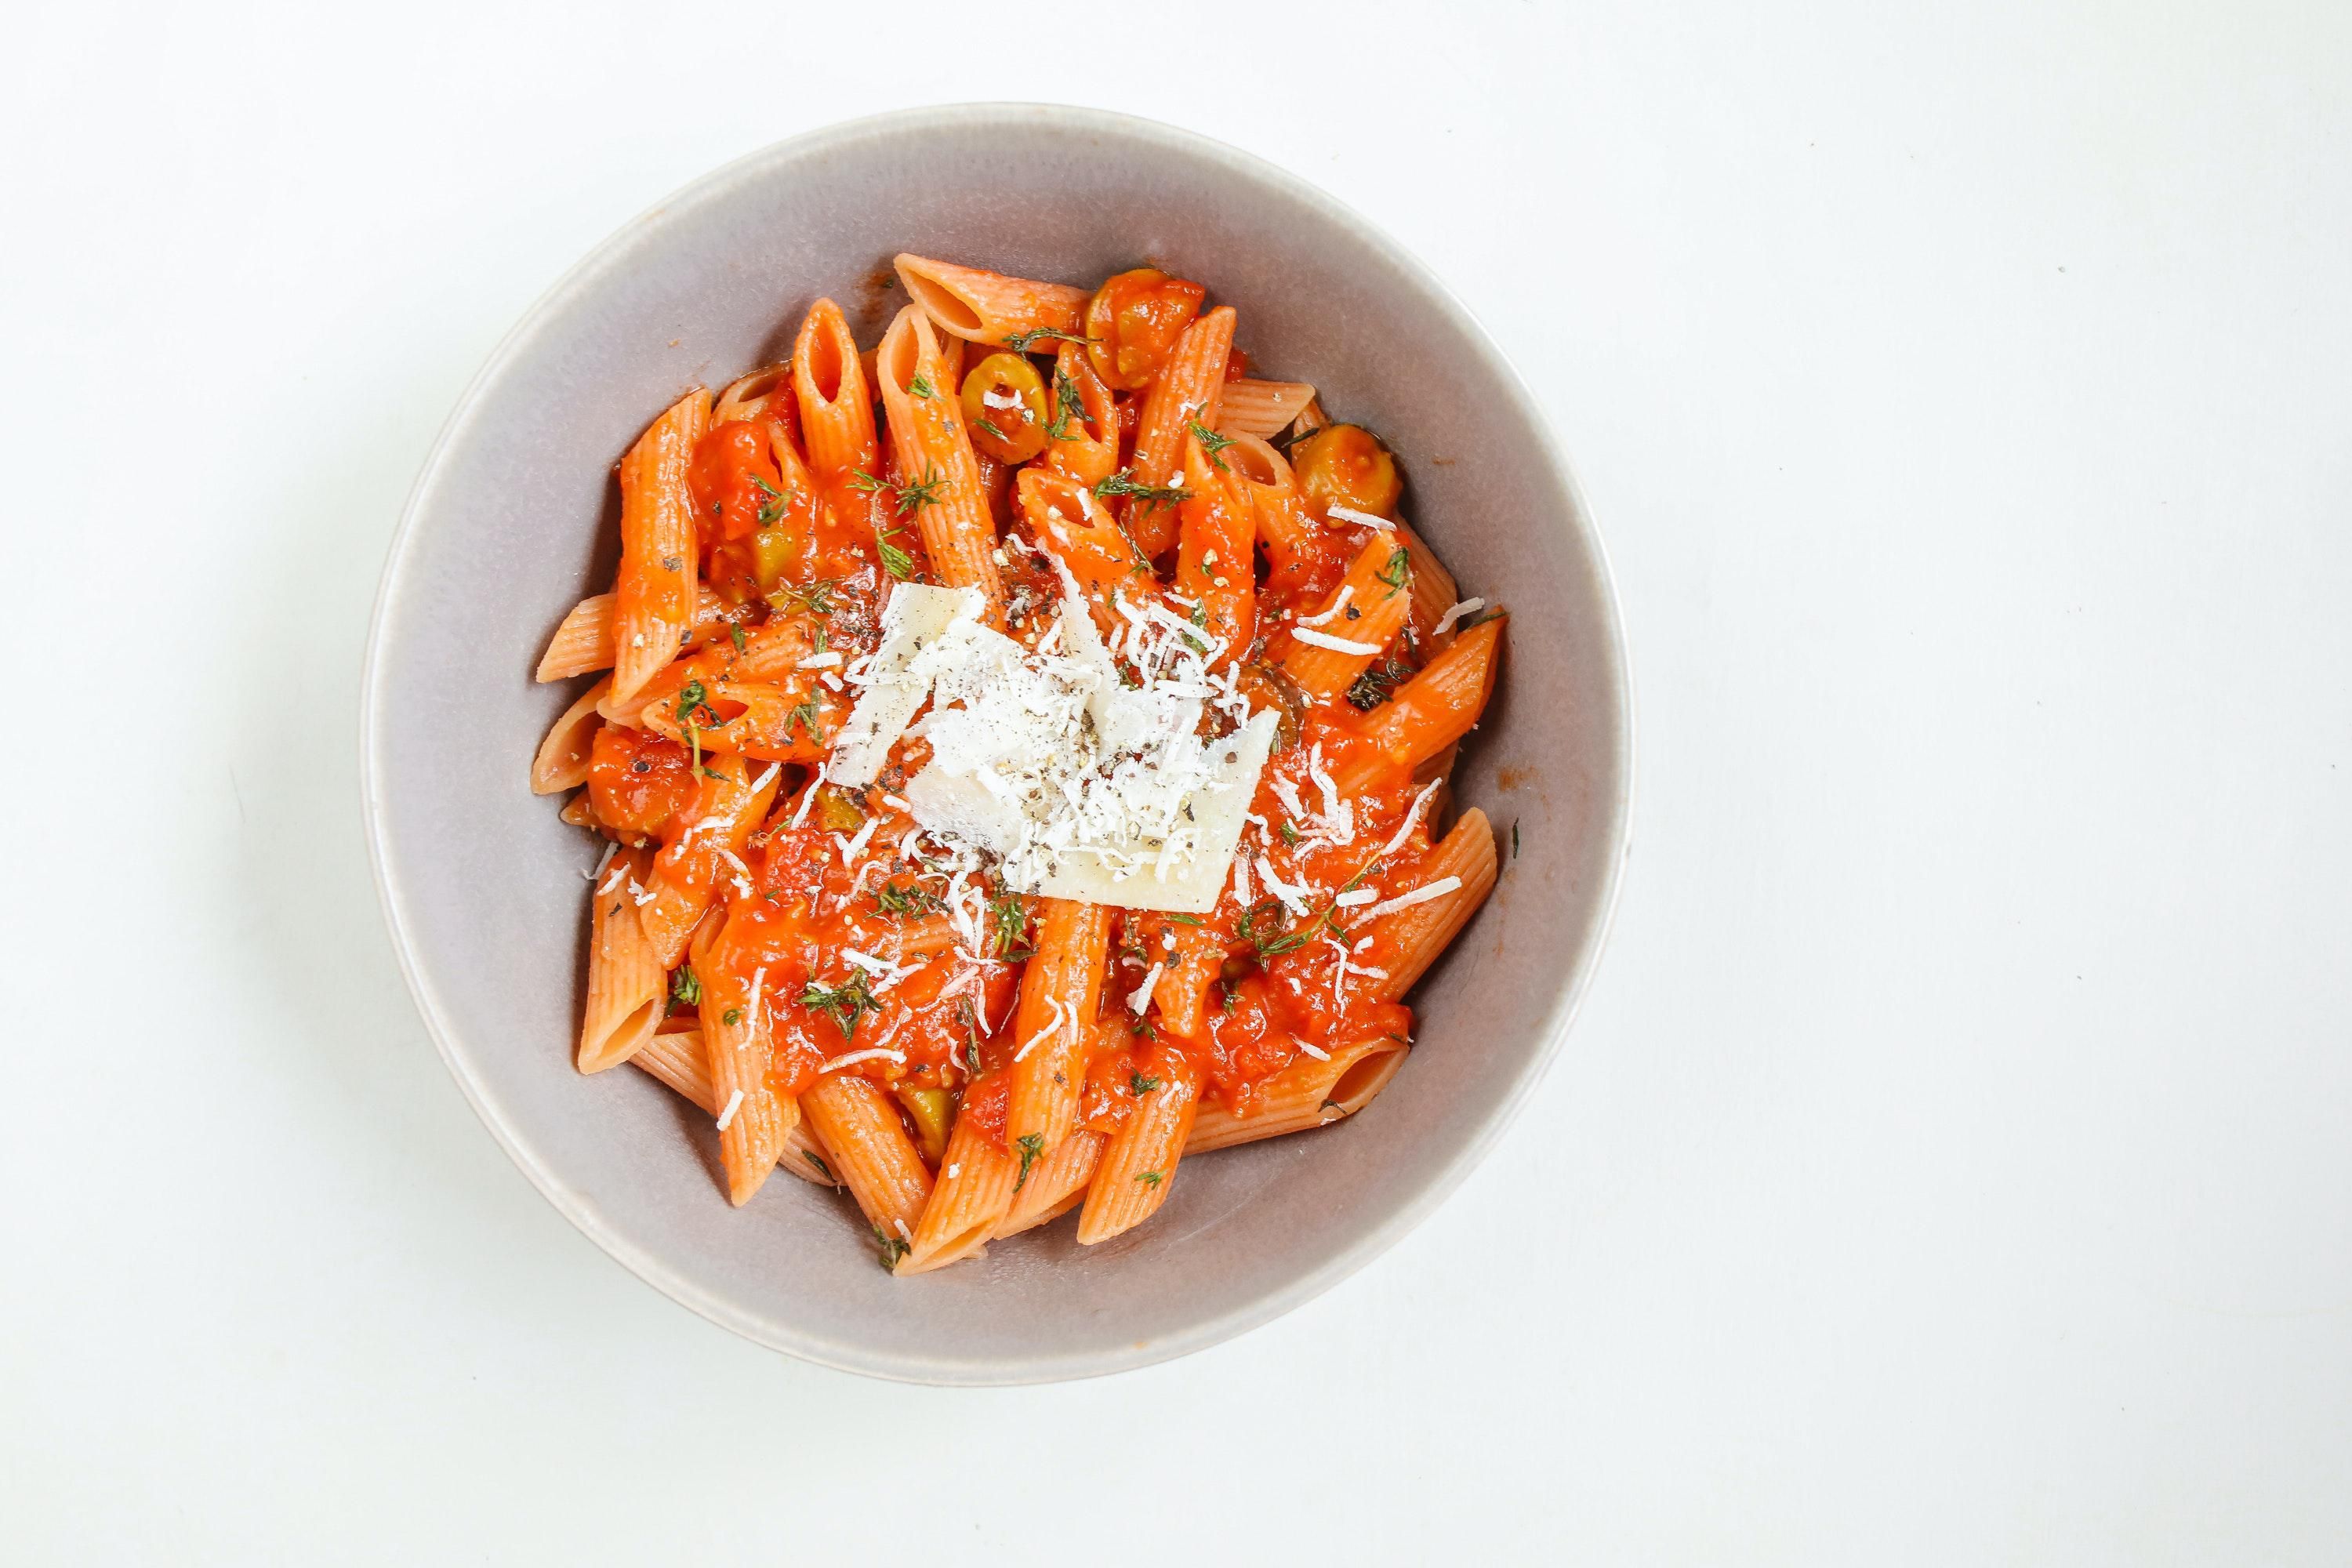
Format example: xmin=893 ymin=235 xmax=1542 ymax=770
xmin=4 ymin=2 xmax=2347 ymax=1562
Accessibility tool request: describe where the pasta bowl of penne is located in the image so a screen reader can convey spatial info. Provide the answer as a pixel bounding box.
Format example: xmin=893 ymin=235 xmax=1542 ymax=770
xmin=364 ymin=104 xmax=1631 ymax=1382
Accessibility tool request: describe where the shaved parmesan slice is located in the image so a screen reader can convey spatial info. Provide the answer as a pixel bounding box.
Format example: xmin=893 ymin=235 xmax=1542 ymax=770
xmin=827 ymin=583 xmax=985 ymax=786
xmin=1028 ymin=709 xmax=1279 ymax=913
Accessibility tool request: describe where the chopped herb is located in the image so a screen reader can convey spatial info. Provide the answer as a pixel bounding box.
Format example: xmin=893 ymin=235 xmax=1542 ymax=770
xmin=751 ymin=474 xmax=795 ymax=526
xmin=851 ymin=463 xmax=948 ymax=519
xmin=799 ymin=974 xmax=881 ymax=1041
xmin=894 ymin=462 xmax=949 ymax=517
xmin=1279 ymin=819 xmax=1301 ymax=846
xmin=1376 ymin=546 xmax=1410 ymax=597
xmin=1236 ymin=898 xmax=1327 ymax=960
xmin=721 ymin=1007 xmax=743 ymax=1026
xmin=1187 ymin=417 xmax=1236 ymax=470
xmin=728 ymin=624 xmax=746 ymax=653
xmin=1127 ymin=1014 xmax=1157 ymax=1040
xmin=974 ymin=416 xmax=1007 ymax=441
xmin=1002 ymin=327 xmax=1098 ymax=352
xmin=700 ymin=765 xmax=727 ymax=780
xmin=1219 ymin=980 xmax=1240 ymax=1015
xmin=873 ymin=1227 xmax=910 ymax=1270
xmin=675 ymin=679 xmax=712 ymax=726
xmin=804 ymin=1150 xmax=833 ymax=1181
xmin=1130 ymin=1072 xmax=1162 ymax=1097
xmin=1319 ymin=1098 xmax=1345 ymax=1114
xmin=1190 ymin=598 xmax=1210 ymax=630
xmin=956 ymin=1000 xmax=984 ymax=1075
xmin=1134 ymin=1170 xmax=1163 ymax=1187
xmin=875 ymin=519 xmax=916 ymax=580
xmin=1454 ymin=606 xmax=1506 ymax=631
xmin=1014 ymin=1133 xmax=1044 ymax=1191
xmin=1346 ymin=650 xmax=1414 ymax=713
xmin=1093 ymin=468 xmax=1192 ymax=509
xmin=989 ymin=887 xmax=1033 ymax=960
xmin=1340 ymin=858 xmax=1381 ymax=895
xmin=768 ymin=577 xmax=840 ymax=615
xmin=1512 ymin=822 xmax=1520 ymax=859
xmin=871 ymin=880 xmax=942 ymax=919
xmin=670 ymin=965 xmax=702 ymax=1007
xmin=785 ymin=699 xmax=822 ymax=742
xmin=1163 ymin=913 xmax=1203 ymax=926
xmin=909 ymin=374 xmax=935 ymax=400
xmin=1045 ymin=371 xmax=1084 ymax=441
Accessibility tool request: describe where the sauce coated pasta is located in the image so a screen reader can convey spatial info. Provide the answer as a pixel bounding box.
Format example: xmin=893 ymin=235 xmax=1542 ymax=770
xmin=532 ymin=254 xmax=1505 ymax=1272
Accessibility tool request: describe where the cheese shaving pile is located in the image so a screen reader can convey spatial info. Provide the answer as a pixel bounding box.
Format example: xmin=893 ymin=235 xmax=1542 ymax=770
xmin=829 ymin=575 xmax=1277 ymax=914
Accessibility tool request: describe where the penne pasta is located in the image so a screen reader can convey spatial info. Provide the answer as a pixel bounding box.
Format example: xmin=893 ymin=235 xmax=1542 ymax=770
xmin=801 ymin=1074 xmax=935 ymax=1243
xmin=1006 ymin=898 xmax=1111 ymax=1157
xmin=578 ymin=846 xmax=664 ymax=1073
xmin=1040 ymin=341 xmax=1120 ymax=490
xmin=1339 ymin=615 xmax=1504 ymax=793
xmin=1279 ymin=535 xmax=1414 ymax=700
xmin=900 ymin=1102 xmax=1018 ymax=1274
xmin=992 ymin=1128 xmax=1103 ymax=1240
xmin=1186 ymin=1036 xmax=1409 ymax=1153
xmin=1171 ymin=437 xmax=1254 ymax=666
xmin=531 ymin=677 xmax=609 ymax=795
xmin=1127 ymin=306 xmax=1237 ymax=557
xmin=1370 ymin=809 xmax=1499 ymax=1000
xmin=893 ymin=254 xmax=1091 ymax=348
xmin=699 ymin=927 xmax=797 ymax=1207
xmin=1396 ymin=522 xmax=1460 ymax=648
xmin=535 ymin=586 xmax=733 ymax=684
xmin=630 ymin=1028 xmax=840 ymax=1189
xmin=1217 ymin=378 xmax=1317 ymax=438
xmin=873 ymin=304 xmax=1007 ymax=624
xmin=792 ymin=298 xmax=879 ymax=503
xmin=1077 ymin=1057 xmax=1200 ymax=1244
xmin=609 ymin=389 xmax=712 ymax=709
xmin=634 ymin=754 xmax=782 ymax=967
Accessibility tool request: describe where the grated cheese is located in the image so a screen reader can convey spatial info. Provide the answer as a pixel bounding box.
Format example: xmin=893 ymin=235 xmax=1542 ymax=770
xmin=1431 ymin=597 xmax=1486 ymax=636
xmin=1128 ymin=962 xmax=1164 ymax=1014
xmin=857 ymin=577 xmax=1276 ymax=913
xmin=1292 ymin=627 xmax=1381 ymax=655
xmin=1296 ymin=586 xmax=1353 ymax=627
xmin=1326 ymin=504 xmax=1395 ymax=531
xmin=1357 ymin=876 xmax=1463 ymax=923
xmin=819 ymin=1047 xmax=907 ymax=1073
xmin=715 ymin=1089 xmax=745 ymax=1131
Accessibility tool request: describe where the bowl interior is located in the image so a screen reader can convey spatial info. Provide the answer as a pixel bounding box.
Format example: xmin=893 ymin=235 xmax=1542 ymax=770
xmin=365 ymin=105 xmax=1628 ymax=1383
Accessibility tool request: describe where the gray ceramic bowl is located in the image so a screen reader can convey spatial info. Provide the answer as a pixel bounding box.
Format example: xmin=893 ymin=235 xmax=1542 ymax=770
xmin=363 ymin=104 xmax=1632 ymax=1384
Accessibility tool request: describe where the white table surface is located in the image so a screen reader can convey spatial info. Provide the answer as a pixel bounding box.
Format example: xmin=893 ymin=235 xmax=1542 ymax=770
xmin=5 ymin=3 xmax=2348 ymax=1561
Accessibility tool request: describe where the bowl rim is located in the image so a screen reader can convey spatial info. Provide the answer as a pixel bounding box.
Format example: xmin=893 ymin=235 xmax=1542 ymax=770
xmin=360 ymin=101 xmax=1636 ymax=1385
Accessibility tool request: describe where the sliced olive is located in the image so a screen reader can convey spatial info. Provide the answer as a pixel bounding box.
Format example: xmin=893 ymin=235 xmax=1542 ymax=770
xmin=1292 ymin=423 xmax=1402 ymax=518
xmin=960 ymin=352 xmax=1051 ymax=463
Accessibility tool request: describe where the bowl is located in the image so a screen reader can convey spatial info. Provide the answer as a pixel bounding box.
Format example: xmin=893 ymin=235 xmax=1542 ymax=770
xmin=362 ymin=103 xmax=1632 ymax=1384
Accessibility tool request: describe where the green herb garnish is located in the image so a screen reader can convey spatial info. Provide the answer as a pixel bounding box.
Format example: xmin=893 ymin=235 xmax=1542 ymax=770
xmin=670 ymin=965 xmax=702 ymax=1007
xmin=1130 ymin=1072 xmax=1161 ymax=1097
xmin=799 ymin=974 xmax=881 ymax=1041
xmin=1093 ymin=468 xmax=1192 ymax=510
xmin=1376 ymin=546 xmax=1410 ymax=597
xmin=1134 ymin=1170 xmax=1163 ymax=1187
xmin=1045 ymin=371 xmax=1084 ymax=441
xmin=1003 ymin=327 xmax=1098 ymax=352
xmin=1187 ymin=417 xmax=1236 ymax=470
xmin=1014 ymin=1133 xmax=1044 ymax=1191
